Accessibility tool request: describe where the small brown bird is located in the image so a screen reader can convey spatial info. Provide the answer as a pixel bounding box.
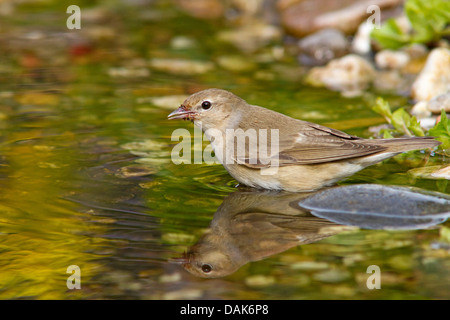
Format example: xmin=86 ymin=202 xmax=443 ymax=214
xmin=168 ymin=88 xmax=440 ymax=192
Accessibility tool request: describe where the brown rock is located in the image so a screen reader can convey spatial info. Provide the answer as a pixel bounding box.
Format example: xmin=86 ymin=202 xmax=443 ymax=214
xmin=177 ymin=0 xmax=224 ymax=20
xmin=279 ymin=0 xmax=404 ymax=38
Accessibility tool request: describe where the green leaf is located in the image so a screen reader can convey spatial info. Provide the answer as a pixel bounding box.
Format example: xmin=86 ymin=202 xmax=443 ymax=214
xmin=406 ymin=0 xmax=448 ymax=43
xmin=392 ymin=108 xmax=413 ymax=136
xmin=409 ymin=115 xmax=425 ymax=137
xmin=381 ymin=129 xmax=394 ymax=139
xmin=372 ymin=0 xmax=450 ymax=49
xmin=372 ymin=97 xmax=393 ymax=124
xmin=371 ymin=19 xmax=410 ymax=50
xmin=372 ymin=98 xmax=425 ymax=137
xmin=428 ymin=109 xmax=450 ymax=149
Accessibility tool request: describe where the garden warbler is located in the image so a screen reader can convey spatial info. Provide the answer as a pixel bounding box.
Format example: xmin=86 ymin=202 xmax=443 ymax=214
xmin=168 ymin=89 xmax=440 ymax=192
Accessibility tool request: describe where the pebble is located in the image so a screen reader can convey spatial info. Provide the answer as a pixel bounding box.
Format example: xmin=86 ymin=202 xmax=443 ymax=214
xmin=375 ymin=50 xmax=410 ymax=70
xmin=297 ymin=28 xmax=349 ymax=66
xmin=373 ymin=70 xmax=409 ymax=93
xmin=290 ymin=261 xmax=329 ymax=271
xmin=279 ymin=0 xmax=404 ymax=38
xmin=176 ymin=0 xmax=224 ymax=19
xmin=411 ymin=48 xmax=450 ymax=101
xmin=121 ymin=139 xmax=165 ymax=152
xmin=428 ymin=93 xmax=450 ymax=114
xmin=149 ymin=58 xmax=214 ymax=75
xmin=431 ymin=166 xmax=450 ymax=180
xmin=410 ymin=100 xmax=432 ymax=119
xmin=403 ymin=44 xmax=428 ymax=60
xmin=108 ymin=67 xmax=150 ymax=78
xmin=228 ymin=0 xmax=266 ymax=18
xmin=351 ymin=22 xmax=374 ymax=55
xmin=305 ymin=54 xmax=375 ymax=95
xmin=407 ymin=166 xmax=446 ymax=180
xmin=312 ymin=269 xmax=351 ymax=283
xmin=163 ymin=289 xmax=203 ymax=300
xmin=217 ymin=23 xmax=281 ymax=53
xmin=170 ymin=36 xmax=197 ymax=50
xmin=159 ymin=272 xmax=182 ymax=283
xmin=115 ymin=165 xmax=156 ymax=178
xmin=245 ymin=275 xmax=276 ymax=287
xmin=137 ymin=95 xmax=188 ymax=109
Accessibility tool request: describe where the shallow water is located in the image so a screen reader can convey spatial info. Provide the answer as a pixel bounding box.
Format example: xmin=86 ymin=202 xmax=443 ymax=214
xmin=0 ymin=1 xmax=449 ymax=299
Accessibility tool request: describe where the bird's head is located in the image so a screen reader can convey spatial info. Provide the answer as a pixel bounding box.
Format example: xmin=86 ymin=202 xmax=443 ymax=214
xmin=168 ymin=88 xmax=244 ymax=130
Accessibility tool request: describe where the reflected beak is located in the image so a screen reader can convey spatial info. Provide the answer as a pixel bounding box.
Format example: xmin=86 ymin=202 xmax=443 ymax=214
xmin=168 ymin=251 xmax=191 ymax=266
xmin=168 ymin=106 xmax=197 ymax=121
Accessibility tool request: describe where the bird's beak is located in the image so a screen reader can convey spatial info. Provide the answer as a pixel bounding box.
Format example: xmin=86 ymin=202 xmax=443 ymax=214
xmin=168 ymin=105 xmax=197 ymax=121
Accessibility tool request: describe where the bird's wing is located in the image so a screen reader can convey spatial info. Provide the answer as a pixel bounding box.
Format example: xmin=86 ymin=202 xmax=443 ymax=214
xmin=234 ymin=122 xmax=387 ymax=167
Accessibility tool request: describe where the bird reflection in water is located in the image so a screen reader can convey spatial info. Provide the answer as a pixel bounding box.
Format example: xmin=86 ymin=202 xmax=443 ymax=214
xmin=171 ymin=185 xmax=450 ymax=278
xmin=171 ymin=189 xmax=353 ymax=278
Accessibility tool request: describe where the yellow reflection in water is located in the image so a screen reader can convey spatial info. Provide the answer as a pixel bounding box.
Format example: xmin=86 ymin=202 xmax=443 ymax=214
xmin=0 ymin=127 xmax=106 ymax=299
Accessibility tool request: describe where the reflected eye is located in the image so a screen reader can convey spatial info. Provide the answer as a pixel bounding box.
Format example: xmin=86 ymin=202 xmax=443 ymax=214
xmin=201 ymin=101 xmax=212 ymax=110
xmin=201 ymin=264 xmax=212 ymax=273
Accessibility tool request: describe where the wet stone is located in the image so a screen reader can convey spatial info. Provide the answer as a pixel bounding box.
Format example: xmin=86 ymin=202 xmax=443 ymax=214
xmin=373 ymin=70 xmax=410 ymax=94
xmin=411 ymin=101 xmax=433 ymax=119
xmin=176 ymin=0 xmax=224 ymax=19
xmin=290 ymin=261 xmax=329 ymax=271
xmin=245 ymin=275 xmax=276 ymax=287
xmin=149 ymin=58 xmax=214 ymax=75
xmin=170 ymin=36 xmax=197 ymax=50
xmin=138 ymin=95 xmax=188 ymax=109
xmin=428 ymin=93 xmax=450 ymax=114
xmin=159 ymin=272 xmax=182 ymax=283
xmin=108 ymin=67 xmax=150 ymax=78
xmin=299 ymin=184 xmax=450 ymax=230
xmin=351 ymin=22 xmax=374 ymax=55
xmin=431 ymin=166 xmax=450 ymax=180
xmin=115 ymin=165 xmax=156 ymax=178
xmin=305 ymin=54 xmax=375 ymax=96
xmin=217 ymin=23 xmax=281 ymax=53
xmin=312 ymin=269 xmax=351 ymax=283
xmin=163 ymin=289 xmax=203 ymax=300
xmin=375 ymin=50 xmax=410 ymax=70
xmin=297 ymin=28 xmax=349 ymax=66
xmin=279 ymin=0 xmax=404 ymax=38
xmin=411 ymin=48 xmax=450 ymax=102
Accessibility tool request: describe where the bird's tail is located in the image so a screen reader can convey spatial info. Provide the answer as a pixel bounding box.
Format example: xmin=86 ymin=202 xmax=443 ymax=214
xmin=365 ymin=136 xmax=441 ymax=153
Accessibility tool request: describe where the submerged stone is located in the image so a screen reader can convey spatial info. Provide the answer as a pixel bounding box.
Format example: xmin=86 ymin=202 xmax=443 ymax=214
xmin=115 ymin=165 xmax=156 ymax=178
xmin=299 ymin=184 xmax=450 ymax=230
xmin=149 ymin=58 xmax=214 ymax=75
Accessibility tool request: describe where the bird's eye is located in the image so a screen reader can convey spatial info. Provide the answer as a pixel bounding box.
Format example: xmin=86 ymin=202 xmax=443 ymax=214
xmin=201 ymin=101 xmax=212 ymax=110
xmin=201 ymin=264 xmax=212 ymax=273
